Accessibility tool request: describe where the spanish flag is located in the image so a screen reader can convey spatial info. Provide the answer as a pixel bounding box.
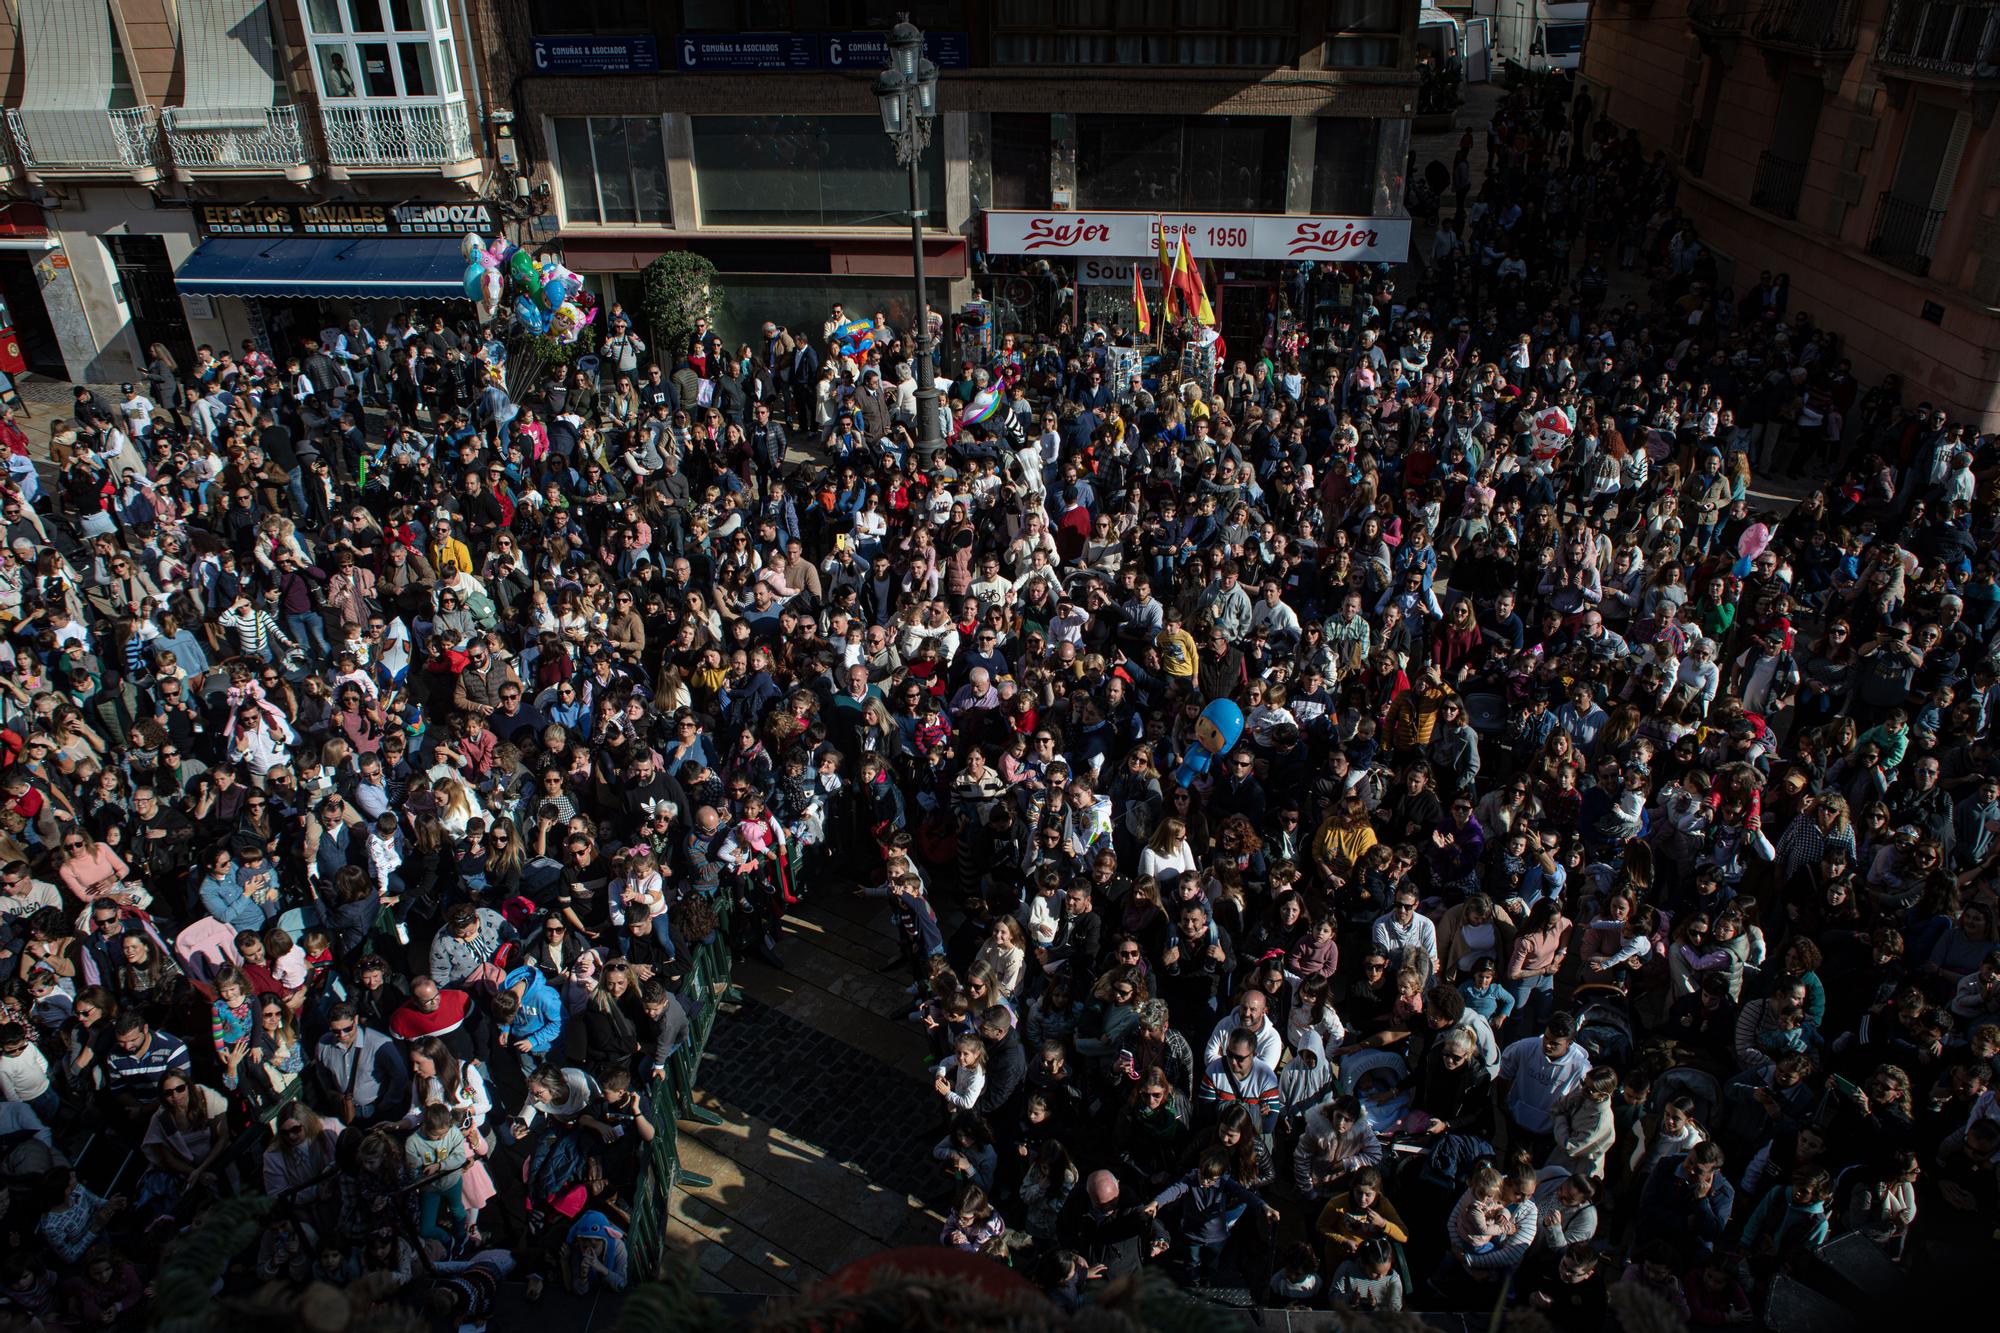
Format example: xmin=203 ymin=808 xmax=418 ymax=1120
xmin=1132 ymin=262 xmax=1151 ymax=336
xmin=1175 ymin=232 xmax=1216 ymax=327
xmin=1155 ymin=225 xmax=1177 ymax=322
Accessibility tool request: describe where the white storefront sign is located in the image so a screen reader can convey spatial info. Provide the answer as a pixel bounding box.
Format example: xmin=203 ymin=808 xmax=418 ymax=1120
xmin=984 ymin=210 xmax=1411 ymax=263
xmin=1076 ymin=257 xmax=1167 ymax=286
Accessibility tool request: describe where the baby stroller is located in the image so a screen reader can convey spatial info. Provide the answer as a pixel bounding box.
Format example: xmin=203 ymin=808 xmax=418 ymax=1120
xmin=1572 ymin=983 xmax=1637 ymax=1073
xmin=1651 ymin=1065 xmax=1723 ymax=1130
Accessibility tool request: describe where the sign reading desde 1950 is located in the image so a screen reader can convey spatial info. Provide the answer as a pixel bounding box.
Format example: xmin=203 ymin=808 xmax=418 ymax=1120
xmin=982 ymin=210 xmax=1412 ymax=264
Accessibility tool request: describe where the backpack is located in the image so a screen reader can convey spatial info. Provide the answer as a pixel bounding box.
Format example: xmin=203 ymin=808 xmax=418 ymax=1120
xmin=526 ymin=1128 xmax=596 ymax=1226
xmin=1418 ymin=1132 xmax=1495 ymax=1193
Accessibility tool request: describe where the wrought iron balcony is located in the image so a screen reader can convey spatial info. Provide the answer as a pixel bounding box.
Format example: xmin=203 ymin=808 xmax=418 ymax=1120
xmin=164 ymin=104 xmax=314 ymax=179
xmin=3 ymin=106 xmax=165 ymax=180
xmin=1868 ymin=190 xmax=1945 ymax=275
xmin=318 ymin=98 xmax=474 ymax=171
xmin=1750 ymin=0 xmax=1859 ymax=55
xmin=1750 ymin=150 xmax=1807 ymax=218
xmin=1877 ymin=0 xmax=2000 ymax=82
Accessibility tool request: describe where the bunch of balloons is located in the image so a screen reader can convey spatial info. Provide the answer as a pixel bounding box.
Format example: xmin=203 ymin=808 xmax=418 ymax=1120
xmin=462 ymin=234 xmax=597 ymax=345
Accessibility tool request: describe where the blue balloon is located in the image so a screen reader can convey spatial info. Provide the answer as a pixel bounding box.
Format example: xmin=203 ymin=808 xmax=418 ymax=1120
xmin=513 ymin=295 xmax=549 ymax=334
xmin=1172 ymin=698 xmax=1245 ymax=787
xmin=463 ymin=262 xmax=486 ymax=300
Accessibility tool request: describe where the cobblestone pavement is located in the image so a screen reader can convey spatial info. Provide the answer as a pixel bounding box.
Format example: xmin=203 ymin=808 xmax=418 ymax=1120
xmin=697 ymin=994 xmax=942 ymax=1202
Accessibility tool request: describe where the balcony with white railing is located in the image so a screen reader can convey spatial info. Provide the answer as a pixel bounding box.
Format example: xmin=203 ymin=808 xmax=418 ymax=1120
xmin=0 ymin=124 xmax=16 ymax=185
xmin=164 ymin=104 xmax=316 ymax=182
xmin=3 ymin=106 xmax=165 ymax=182
xmin=318 ymin=98 xmax=477 ymax=177
xmin=1878 ymin=1 xmax=2000 ymax=84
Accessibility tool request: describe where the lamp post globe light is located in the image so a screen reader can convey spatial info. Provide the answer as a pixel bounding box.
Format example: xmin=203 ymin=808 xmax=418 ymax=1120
xmin=873 ymin=14 xmax=944 ymax=462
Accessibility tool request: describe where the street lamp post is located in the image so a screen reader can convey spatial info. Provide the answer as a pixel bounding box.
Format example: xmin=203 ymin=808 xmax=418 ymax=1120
xmin=873 ymin=15 xmax=943 ymax=463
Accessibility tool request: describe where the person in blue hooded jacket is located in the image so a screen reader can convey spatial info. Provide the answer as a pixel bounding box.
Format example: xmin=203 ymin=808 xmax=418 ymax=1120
xmin=563 ymin=1211 xmax=629 ymax=1295
xmin=495 ymin=963 xmax=563 ymax=1073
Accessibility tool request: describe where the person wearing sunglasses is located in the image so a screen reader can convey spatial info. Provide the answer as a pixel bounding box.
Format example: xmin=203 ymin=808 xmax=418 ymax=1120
xmin=1373 ymin=892 xmax=1440 ymax=984
xmin=309 ymin=1002 xmax=410 ymax=1126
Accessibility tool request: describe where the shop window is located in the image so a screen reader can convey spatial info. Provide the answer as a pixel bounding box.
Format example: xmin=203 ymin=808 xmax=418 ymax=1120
xmin=1311 ymin=116 xmax=1380 ymax=214
xmin=1326 ymin=0 xmax=1402 ymax=68
xmin=303 ymin=0 xmax=459 ymax=102
xmin=995 ymin=0 xmax=1294 ymax=65
xmin=989 ymin=113 xmax=1052 ymax=211
xmin=528 ymin=0 xmax=654 ymax=31
xmin=678 ymin=1 xmax=963 ymax=29
xmin=109 ymin=3 xmax=139 ymax=109
xmin=691 ymin=116 xmax=945 ymax=228
xmin=551 ymin=116 xmax=672 ymax=225
xmin=1076 ymin=116 xmax=1288 ymax=213
xmin=1183 ymin=119 xmax=1290 ymax=212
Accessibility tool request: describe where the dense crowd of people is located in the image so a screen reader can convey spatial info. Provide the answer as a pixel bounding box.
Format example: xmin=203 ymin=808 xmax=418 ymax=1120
xmin=0 ymin=81 xmax=1995 ymax=1331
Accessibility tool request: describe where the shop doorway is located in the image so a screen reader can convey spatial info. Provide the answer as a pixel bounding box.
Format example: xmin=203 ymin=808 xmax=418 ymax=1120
xmin=104 ymin=234 xmax=196 ymax=373
xmin=0 ymin=255 xmax=68 ymax=378
xmin=1219 ymin=282 xmax=1271 ymax=363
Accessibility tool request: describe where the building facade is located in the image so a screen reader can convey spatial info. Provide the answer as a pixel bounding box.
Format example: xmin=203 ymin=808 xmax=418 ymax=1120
xmin=0 ymin=1 xmax=1419 ymax=384
xmin=0 ymin=0 xmax=508 ymax=387
xmin=505 ymin=0 xmax=1420 ymax=358
xmin=1586 ymin=0 xmax=2000 ymax=428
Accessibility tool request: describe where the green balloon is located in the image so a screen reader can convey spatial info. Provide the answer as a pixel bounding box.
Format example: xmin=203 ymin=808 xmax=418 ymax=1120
xmin=508 ymin=249 xmax=550 ymax=309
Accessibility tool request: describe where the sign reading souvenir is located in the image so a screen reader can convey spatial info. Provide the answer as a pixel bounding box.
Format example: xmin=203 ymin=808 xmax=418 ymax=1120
xmin=1076 ymin=258 xmax=1167 ymax=286
xmin=530 ymin=35 xmax=659 ymax=74
xmin=194 ymin=201 xmax=500 ymax=238
xmin=983 ymin=210 xmax=1412 ymax=264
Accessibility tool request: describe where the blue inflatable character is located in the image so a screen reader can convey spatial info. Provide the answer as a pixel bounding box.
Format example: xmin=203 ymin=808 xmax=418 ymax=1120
xmin=1172 ymin=698 xmax=1244 ymax=787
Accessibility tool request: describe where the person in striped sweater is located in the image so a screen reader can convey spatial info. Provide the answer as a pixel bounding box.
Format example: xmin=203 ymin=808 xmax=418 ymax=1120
xmin=216 ymin=592 xmax=295 ymax=662
xmin=1196 ymin=1027 xmax=1282 ymax=1134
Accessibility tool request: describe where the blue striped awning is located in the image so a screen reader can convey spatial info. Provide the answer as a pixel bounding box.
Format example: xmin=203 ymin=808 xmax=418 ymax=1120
xmin=175 ymin=235 xmax=468 ymax=299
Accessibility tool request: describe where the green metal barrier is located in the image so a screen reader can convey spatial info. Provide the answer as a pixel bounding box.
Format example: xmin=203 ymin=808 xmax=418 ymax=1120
xmin=625 ymin=891 xmax=738 ymax=1277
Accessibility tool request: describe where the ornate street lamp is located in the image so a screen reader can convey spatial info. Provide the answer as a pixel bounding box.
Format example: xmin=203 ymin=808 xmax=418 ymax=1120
xmin=873 ymin=15 xmax=943 ymax=461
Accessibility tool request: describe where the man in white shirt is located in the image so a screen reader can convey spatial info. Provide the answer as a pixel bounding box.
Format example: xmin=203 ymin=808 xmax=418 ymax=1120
xmin=0 ymin=860 xmax=64 ymax=949
xmin=1372 ymin=890 xmax=1440 ymax=980
xmin=228 ymin=701 xmax=298 ymax=778
xmin=119 ymin=383 xmax=156 ymax=446
xmin=1250 ymin=581 xmax=1302 ymax=650
xmin=1203 ymin=988 xmax=1285 ymax=1070
xmin=1495 ymin=1013 xmax=1594 ymax=1147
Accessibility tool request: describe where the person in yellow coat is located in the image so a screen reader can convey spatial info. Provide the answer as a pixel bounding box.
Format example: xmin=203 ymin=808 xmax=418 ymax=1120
xmin=1155 ymin=605 xmax=1199 ymax=686
xmin=426 ymin=515 xmax=473 ymax=580
xmin=1318 ymin=1165 xmax=1410 ymax=1271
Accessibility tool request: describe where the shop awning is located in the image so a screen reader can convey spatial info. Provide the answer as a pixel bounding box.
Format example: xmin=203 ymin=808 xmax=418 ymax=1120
xmin=0 ymin=209 xmax=58 ymax=250
xmin=175 ymin=236 xmax=470 ymax=298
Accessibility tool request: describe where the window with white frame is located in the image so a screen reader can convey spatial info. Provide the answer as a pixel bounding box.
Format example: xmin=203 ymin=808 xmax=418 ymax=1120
xmin=551 ymin=116 xmax=672 ymax=225
xmin=302 ymin=0 xmax=460 ymax=101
